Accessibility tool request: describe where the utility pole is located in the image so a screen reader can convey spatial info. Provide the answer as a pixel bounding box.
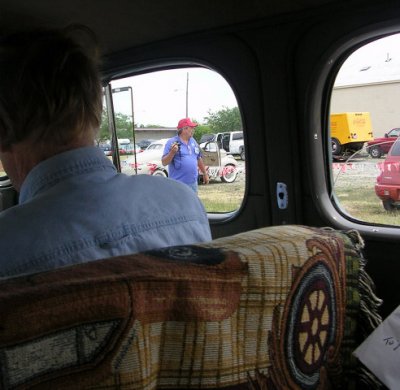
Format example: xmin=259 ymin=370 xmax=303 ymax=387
xmin=186 ymin=72 xmax=189 ymax=117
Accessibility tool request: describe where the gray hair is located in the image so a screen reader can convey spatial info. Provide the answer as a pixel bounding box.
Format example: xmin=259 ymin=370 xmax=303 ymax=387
xmin=0 ymin=25 xmax=102 ymax=150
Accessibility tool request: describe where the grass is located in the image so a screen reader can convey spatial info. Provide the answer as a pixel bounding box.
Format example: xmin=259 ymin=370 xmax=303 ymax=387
xmin=198 ymin=180 xmax=245 ymax=212
xmin=332 ymin=160 xmax=400 ymax=225
xmin=198 ymin=158 xmax=400 ymax=227
xmin=334 ymin=186 xmax=400 ymax=225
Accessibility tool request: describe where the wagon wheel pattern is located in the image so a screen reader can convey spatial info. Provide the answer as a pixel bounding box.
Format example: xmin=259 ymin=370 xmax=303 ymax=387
xmin=267 ymin=237 xmax=345 ymax=389
xmin=293 ymin=276 xmax=333 ymax=373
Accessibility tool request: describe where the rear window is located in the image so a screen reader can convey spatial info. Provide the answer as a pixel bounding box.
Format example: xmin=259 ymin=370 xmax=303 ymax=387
xmin=390 ymin=139 xmax=400 ymax=156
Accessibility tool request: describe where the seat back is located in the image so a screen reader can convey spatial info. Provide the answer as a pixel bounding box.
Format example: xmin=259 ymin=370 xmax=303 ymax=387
xmin=0 ymin=225 xmax=382 ymax=389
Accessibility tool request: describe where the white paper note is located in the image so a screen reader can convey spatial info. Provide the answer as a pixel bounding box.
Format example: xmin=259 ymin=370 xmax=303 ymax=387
xmin=354 ymin=305 xmax=400 ymax=389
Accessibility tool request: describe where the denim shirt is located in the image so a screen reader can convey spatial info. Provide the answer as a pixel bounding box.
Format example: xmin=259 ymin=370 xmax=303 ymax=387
xmin=0 ymin=146 xmax=211 ymax=278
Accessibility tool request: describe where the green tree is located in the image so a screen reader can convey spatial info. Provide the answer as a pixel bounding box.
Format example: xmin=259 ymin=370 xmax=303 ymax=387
xmin=193 ymin=124 xmax=212 ymax=143
xmin=205 ymin=106 xmax=241 ymax=133
xmin=143 ymin=124 xmax=164 ymax=128
xmin=97 ymin=111 xmax=134 ymax=144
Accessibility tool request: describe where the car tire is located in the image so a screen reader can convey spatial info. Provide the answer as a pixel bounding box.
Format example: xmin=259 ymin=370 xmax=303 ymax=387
xmin=382 ymin=199 xmax=397 ymax=212
xmin=369 ymin=145 xmax=382 ymax=158
xmin=331 ymin=138 xmax=341 ymax=155
xmin=221 ymin=164 xmax=238 ymax=183
xmin=152 ymin=169 xmax=167 ymax=177
xmin=240 ymin=147 xmax=245 ymax=161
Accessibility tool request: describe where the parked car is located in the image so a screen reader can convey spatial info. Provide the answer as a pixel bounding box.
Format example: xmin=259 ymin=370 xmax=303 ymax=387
xmin=119 ymin=143 xmax=142 ymax=155
xmin=200 ymin=132 xmax=245 ymax=160
xmin=367 ymin=127 xmax=400 ymax=158
xmin=199 ymin=141 xmax=239 ymax=183
xmin=98 ymin=144 xmax=112 ymax=156
xmin=199 ymin=134 xmax=216 ymax=144
xmin=137 ymin=139 xmax=156 ymax=150
xmin=375 ymin=137 xmax=400 ymax=210
xmin=124 ymin=139 xmax=169 ymax=176
xmin=125 ymin=139 xmax=239 ymax=182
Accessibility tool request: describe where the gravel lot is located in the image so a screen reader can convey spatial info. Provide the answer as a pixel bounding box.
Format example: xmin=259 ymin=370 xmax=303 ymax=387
xmin=332 ymin=157 xmax=383 ymax=189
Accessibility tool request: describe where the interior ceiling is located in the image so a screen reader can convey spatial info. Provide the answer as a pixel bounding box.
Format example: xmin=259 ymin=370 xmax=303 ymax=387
xmin=0 ymin=0 xmax=344 ymax=56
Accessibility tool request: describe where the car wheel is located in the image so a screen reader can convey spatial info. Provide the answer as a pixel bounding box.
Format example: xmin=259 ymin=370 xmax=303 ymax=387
xmin=331 ymin=138 xmax=341 ymax=155
xmin=382 ymin=199 xmax=397 ymax=211
xmin=152 ymin=169 xmax=167 ymax=177
xmin=221 ymin=164 xmax=238 ymax=183
xmin=240 ymin=147 xmax=245 ymax=161
xmin=369 ymin=145 xmax=382 ymax=158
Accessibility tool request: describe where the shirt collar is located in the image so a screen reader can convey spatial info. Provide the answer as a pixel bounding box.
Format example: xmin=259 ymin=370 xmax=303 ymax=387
xmin=19 ymin=146 xmax=116 ymax=204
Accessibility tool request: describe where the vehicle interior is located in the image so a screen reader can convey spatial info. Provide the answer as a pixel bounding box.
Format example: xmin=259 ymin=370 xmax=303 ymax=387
xmin=1 ymin=0 xmax=400 ymax=389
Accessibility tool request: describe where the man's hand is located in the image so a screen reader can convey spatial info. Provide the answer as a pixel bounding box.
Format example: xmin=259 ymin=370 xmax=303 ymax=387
xmin=162 ymin=142 xmax=180 ymax=166
xmin=170 ymin=142 xmax=180 ymax=155
xmin=197 ymin=158 xmax=209 ymax=185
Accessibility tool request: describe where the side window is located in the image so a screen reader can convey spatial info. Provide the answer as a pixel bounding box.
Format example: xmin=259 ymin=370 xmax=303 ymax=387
xmin=232 ymin=132 xmax=243 ymax=141
xmin=330 ymin=33 xmax=400 ymax=224
xmin=202 ymin=142 xmax=218 ymax=152
xmin=102 ymin=67 xmax=246 ymax=214
xmin=390 ymin=139 xmax=400 ymax=156
xmin=390 ymin=128 xmax=400 ymax=137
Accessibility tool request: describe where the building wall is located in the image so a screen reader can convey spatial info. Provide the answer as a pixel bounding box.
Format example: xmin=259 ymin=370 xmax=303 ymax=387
xmin=99 ymin=128 xmax=177 ymax=148
xmin=331 ymin=81 xmax=400 ymax=137
xmin=134 ymin=128 xmax=177 ymax=143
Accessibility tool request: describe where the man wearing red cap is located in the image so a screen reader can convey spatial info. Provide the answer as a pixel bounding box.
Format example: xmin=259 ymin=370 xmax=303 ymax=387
xmin=162 ymin=118 xmax=209 ymax=192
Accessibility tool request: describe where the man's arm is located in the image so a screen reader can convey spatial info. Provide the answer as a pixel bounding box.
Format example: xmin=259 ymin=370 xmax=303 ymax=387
xmin=197 ymin=158 xmax=209 ymax=184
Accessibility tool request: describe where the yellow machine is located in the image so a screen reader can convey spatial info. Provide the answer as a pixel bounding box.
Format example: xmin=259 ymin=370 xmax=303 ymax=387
xmin=330 ymin=112 xmax=374 ymax=155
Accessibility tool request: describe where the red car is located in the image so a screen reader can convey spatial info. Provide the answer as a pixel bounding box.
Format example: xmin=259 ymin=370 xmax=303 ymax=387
xmin=375 ymin=137 xmax=400 ymax=211
xmin=367 ymin=127 xmax=400 ymax=158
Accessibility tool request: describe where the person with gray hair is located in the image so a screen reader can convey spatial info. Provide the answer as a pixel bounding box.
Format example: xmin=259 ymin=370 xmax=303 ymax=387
xmin=0 ymin=27 xmax=211 ymax=278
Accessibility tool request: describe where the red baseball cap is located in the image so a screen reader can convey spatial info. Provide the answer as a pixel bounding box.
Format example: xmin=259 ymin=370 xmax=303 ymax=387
xmin=177 ymin=118 xmax=198 ymax=129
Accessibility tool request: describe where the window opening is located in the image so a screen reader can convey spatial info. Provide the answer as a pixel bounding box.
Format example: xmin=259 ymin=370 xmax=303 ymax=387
xmin=100 ymin=67 xmax=245 ymax=214
xmin=330 ymin=33 xmax=400 ymax=225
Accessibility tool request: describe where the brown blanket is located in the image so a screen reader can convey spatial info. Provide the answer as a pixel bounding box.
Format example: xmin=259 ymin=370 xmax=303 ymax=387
xmin=0 ymin=225 xmax=382 ymax=390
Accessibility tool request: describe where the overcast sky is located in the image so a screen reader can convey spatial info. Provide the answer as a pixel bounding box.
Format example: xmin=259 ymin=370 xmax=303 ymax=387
xmin=335 ymin=33 xmax=400 ymax=86
xmin=108 ymin=33 xmax=400 ymax=127
xmin=111 ymin=68 xmax=238 ymax=127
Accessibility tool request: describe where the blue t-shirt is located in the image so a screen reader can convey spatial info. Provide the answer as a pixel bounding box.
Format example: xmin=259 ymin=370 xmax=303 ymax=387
xmin=0 ymin=146 xmax=211 ymax=278
xmin=163 ymin=136 xmax=202 ymax=185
